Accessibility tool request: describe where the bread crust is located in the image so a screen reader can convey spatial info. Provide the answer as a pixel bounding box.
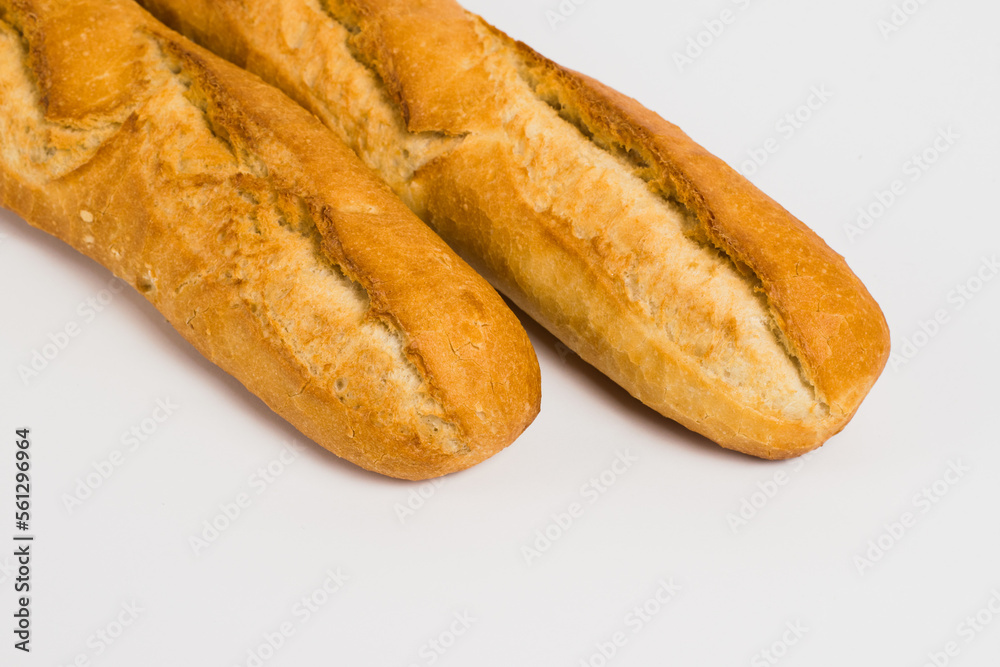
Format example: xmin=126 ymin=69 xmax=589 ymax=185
xmin=0 ymin=0 xmax=540 ymax=479
xmin=135 ymin=0 xmax=890 ymax=458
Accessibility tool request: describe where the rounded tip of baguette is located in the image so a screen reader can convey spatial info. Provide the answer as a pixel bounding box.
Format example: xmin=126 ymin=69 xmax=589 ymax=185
xmin=366 ymin=398 xmax=541 ymax=482
xmin=374 ymin=327 xmax=542 ymax=481
xmin=690 ymin=393 xmax=872 ymax=461
xmin=279 ymin=286 xmax=542 ymax=482
xmin=277 ymin=357 xmax=540 ymax=482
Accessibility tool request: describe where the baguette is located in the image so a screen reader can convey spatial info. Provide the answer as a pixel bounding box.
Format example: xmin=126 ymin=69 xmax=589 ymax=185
xmin=0 ymin=0 xmax=541 ymax=480
xmin=137 ymin=0 xmax=892 ymax=459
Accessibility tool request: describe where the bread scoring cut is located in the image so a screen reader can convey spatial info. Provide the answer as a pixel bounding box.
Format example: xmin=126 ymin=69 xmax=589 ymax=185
xmin=0 ymin=0 xmax=541 ymax=479
xmin=134 ymin=0 xmax=891 ymax=457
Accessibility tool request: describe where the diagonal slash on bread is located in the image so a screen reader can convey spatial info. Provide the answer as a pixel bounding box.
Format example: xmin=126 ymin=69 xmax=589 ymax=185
xmin=135 ymin=0 xmax=891 ymax=458
xmin=0 ymin=0 xmax=541 ymax=479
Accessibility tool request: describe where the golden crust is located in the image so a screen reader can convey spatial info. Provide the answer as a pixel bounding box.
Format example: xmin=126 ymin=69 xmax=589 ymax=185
xmin=521 ymin=62 xmax=890 ymax=418
xmin=0 ymin=0 xmax=540 ymax=479
xmin=135 ymin=0 xmax=890 ymax=458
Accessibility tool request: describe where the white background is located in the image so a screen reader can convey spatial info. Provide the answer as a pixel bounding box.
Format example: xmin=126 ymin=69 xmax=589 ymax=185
xmin=2 ymin=0 xmax=999 ymax=665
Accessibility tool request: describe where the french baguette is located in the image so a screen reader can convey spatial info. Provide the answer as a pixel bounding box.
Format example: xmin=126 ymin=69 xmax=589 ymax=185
xmin=0 ymin=0 xmax=541 ymax=480
xmin=137 ymin=0 xmax=892 ymax=459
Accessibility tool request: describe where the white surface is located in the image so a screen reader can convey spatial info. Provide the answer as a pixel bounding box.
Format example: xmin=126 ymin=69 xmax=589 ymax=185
xmin=2 ymin=0 xmax=999 ymax=665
